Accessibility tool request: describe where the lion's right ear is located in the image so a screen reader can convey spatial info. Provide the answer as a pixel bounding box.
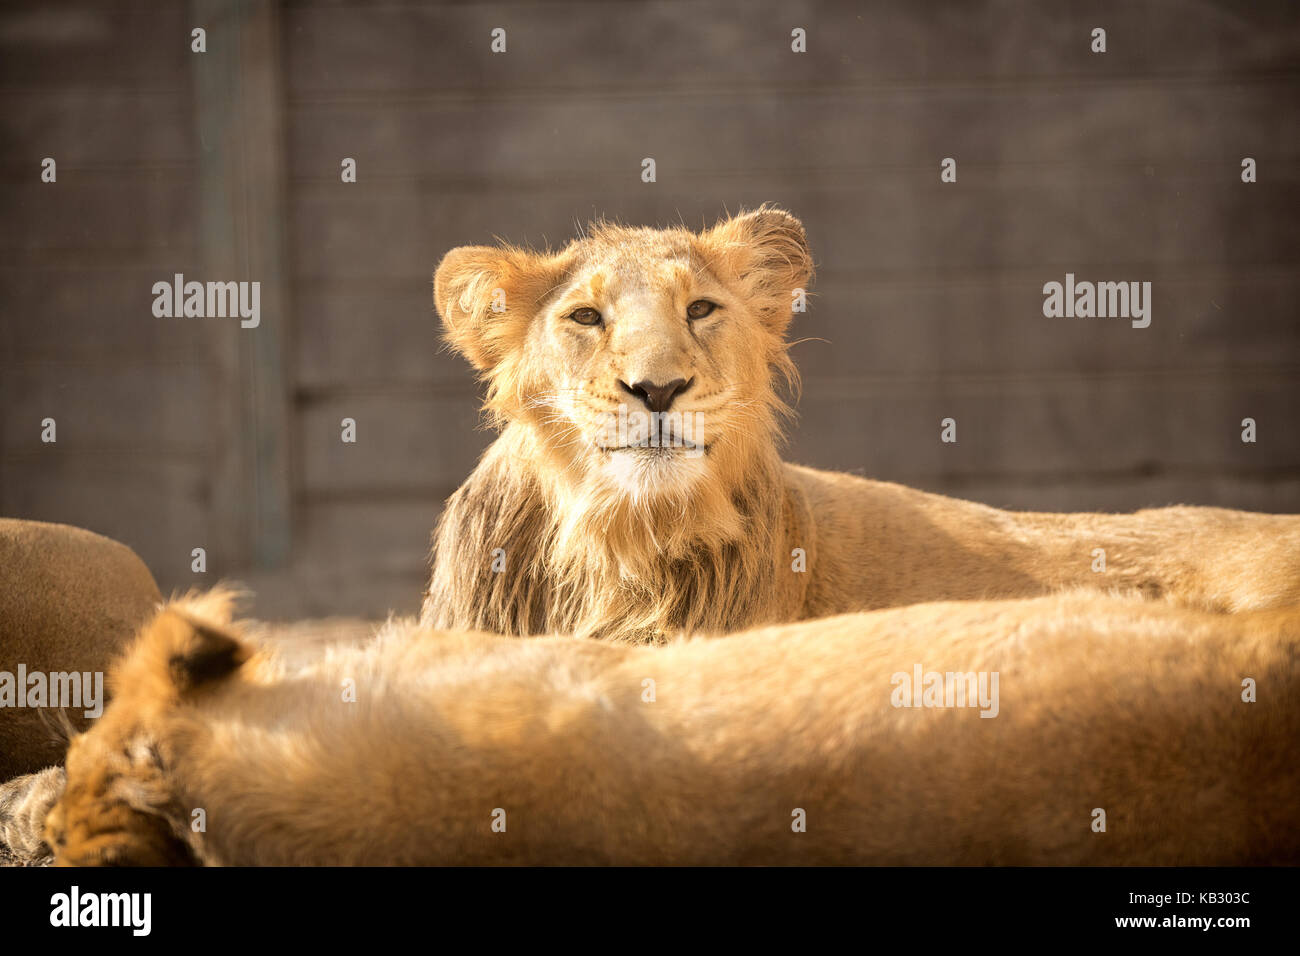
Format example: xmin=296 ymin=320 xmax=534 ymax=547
xmin=434 ymin=244 xmax=573 ymax=372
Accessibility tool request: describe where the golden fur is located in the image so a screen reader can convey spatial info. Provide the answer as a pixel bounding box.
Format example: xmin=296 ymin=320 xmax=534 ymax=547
xmin=0 ymin=767 xmax=63 ymax=864
xmin=47 ymin=589 xmax=1300 ymax=866
xmin=422 ymin=208 xmax=1300 ymax=643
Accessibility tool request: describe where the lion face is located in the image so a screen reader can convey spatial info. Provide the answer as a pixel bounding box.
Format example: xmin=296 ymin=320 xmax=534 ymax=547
xmin=435 ymin=206 xmax=812 ymax=499
xmin=528 ymin=238 xmax=752 ymax=495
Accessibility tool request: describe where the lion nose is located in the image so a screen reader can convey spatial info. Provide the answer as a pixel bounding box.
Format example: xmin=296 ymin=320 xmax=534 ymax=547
xmin=620 ymin=377 xmax=692 ymax=413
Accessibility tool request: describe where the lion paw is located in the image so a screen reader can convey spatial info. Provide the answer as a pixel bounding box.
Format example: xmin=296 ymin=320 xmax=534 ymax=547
xmin=0 ymin=766 xmax=66 ymax=865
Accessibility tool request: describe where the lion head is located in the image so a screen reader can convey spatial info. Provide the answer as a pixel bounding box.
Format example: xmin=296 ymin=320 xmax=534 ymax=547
xmin=426 ymin=207 xmax=815 ymax=641
xmin=436 ymin=205 xmax=811 ymax=502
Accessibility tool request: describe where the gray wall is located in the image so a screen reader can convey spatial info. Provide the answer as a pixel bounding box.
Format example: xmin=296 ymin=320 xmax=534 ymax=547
xmin=2 ymin=0 xmax=1298 ymax=618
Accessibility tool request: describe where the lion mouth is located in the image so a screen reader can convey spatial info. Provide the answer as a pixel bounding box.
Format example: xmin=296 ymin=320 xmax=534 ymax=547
xmin=598 ymin=441 xmax=710 ymax=457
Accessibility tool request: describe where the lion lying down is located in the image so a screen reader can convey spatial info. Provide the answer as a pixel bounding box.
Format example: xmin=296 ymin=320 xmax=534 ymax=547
xmin=424 ymin=206 xmax=1300 ymax=642
xmin=45 ymin=589 xmax=1298 ymax=866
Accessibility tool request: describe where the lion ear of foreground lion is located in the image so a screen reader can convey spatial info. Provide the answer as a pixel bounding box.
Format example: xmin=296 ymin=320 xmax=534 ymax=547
xmin=49 ymin=594 xmax=250 ymax=867
xmin=433 ymin=206 xmax=814 ymax=372
xmin=110 ymin=590 xmax=252 ymax=703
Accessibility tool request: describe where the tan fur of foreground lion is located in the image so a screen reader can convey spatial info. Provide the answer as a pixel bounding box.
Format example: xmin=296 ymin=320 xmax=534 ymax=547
xmin=423 ymin=207 xmax=1300 ymax=643
xmin=48 ymin=589 xmax=1299 ymax=866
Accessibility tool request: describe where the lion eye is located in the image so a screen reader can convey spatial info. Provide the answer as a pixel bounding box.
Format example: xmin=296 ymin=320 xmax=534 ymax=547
xmin=568 ymin=307 xmax=602 ymax=326
xmin=686 ymin=299 xmax=717 ymax=320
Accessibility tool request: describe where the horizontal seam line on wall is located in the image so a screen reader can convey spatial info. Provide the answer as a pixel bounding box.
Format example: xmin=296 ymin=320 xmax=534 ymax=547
xmin=285 ymin=71 xmax=1300 ymax=105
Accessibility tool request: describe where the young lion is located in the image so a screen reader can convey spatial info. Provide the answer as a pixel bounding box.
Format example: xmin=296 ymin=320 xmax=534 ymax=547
xmin=423 ymin=207 xmax=1300 ymax=643
xmin=46 ymin=589 xmax=1299 ymax=866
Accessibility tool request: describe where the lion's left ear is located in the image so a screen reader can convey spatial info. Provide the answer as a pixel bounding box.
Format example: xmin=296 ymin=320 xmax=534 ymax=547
xmin=699 ymin=206 xmax=813 ymax=329
xmin=434 ymin=244 xmax=574 ymax=373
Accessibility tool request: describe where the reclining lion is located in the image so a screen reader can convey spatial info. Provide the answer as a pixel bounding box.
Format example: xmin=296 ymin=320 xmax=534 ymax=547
xmin=423 ymin=207 xmax=1300 ymax=643
xmin=45 ymin=589 xmax=1299 ymax=865
xmin=0 ymin=518 xmax=161 ymax=781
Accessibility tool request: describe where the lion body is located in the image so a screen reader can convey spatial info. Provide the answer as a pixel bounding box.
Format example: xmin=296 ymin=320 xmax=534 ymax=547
xmin=425 ymin=422 xmax=1300 ymax=642
xmin=789 ymin=461 xmax=1300 ymax=615
xmin=423 ymin=209 xmax=1300 ymax=642
xmin=0 ymin=519 xmax=161 ymax=779
xmin=48 ymin=590 xmax=1300 ymax=866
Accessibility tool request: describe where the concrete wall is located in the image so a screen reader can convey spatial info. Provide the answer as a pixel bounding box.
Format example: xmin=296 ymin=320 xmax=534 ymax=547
xmin=3 ymin=0 xmax=1297 ymax=617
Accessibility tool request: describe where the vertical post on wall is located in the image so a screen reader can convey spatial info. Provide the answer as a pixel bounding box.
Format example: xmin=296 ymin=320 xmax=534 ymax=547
xmin=191 ymin=0 xmax=292 ymax=569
